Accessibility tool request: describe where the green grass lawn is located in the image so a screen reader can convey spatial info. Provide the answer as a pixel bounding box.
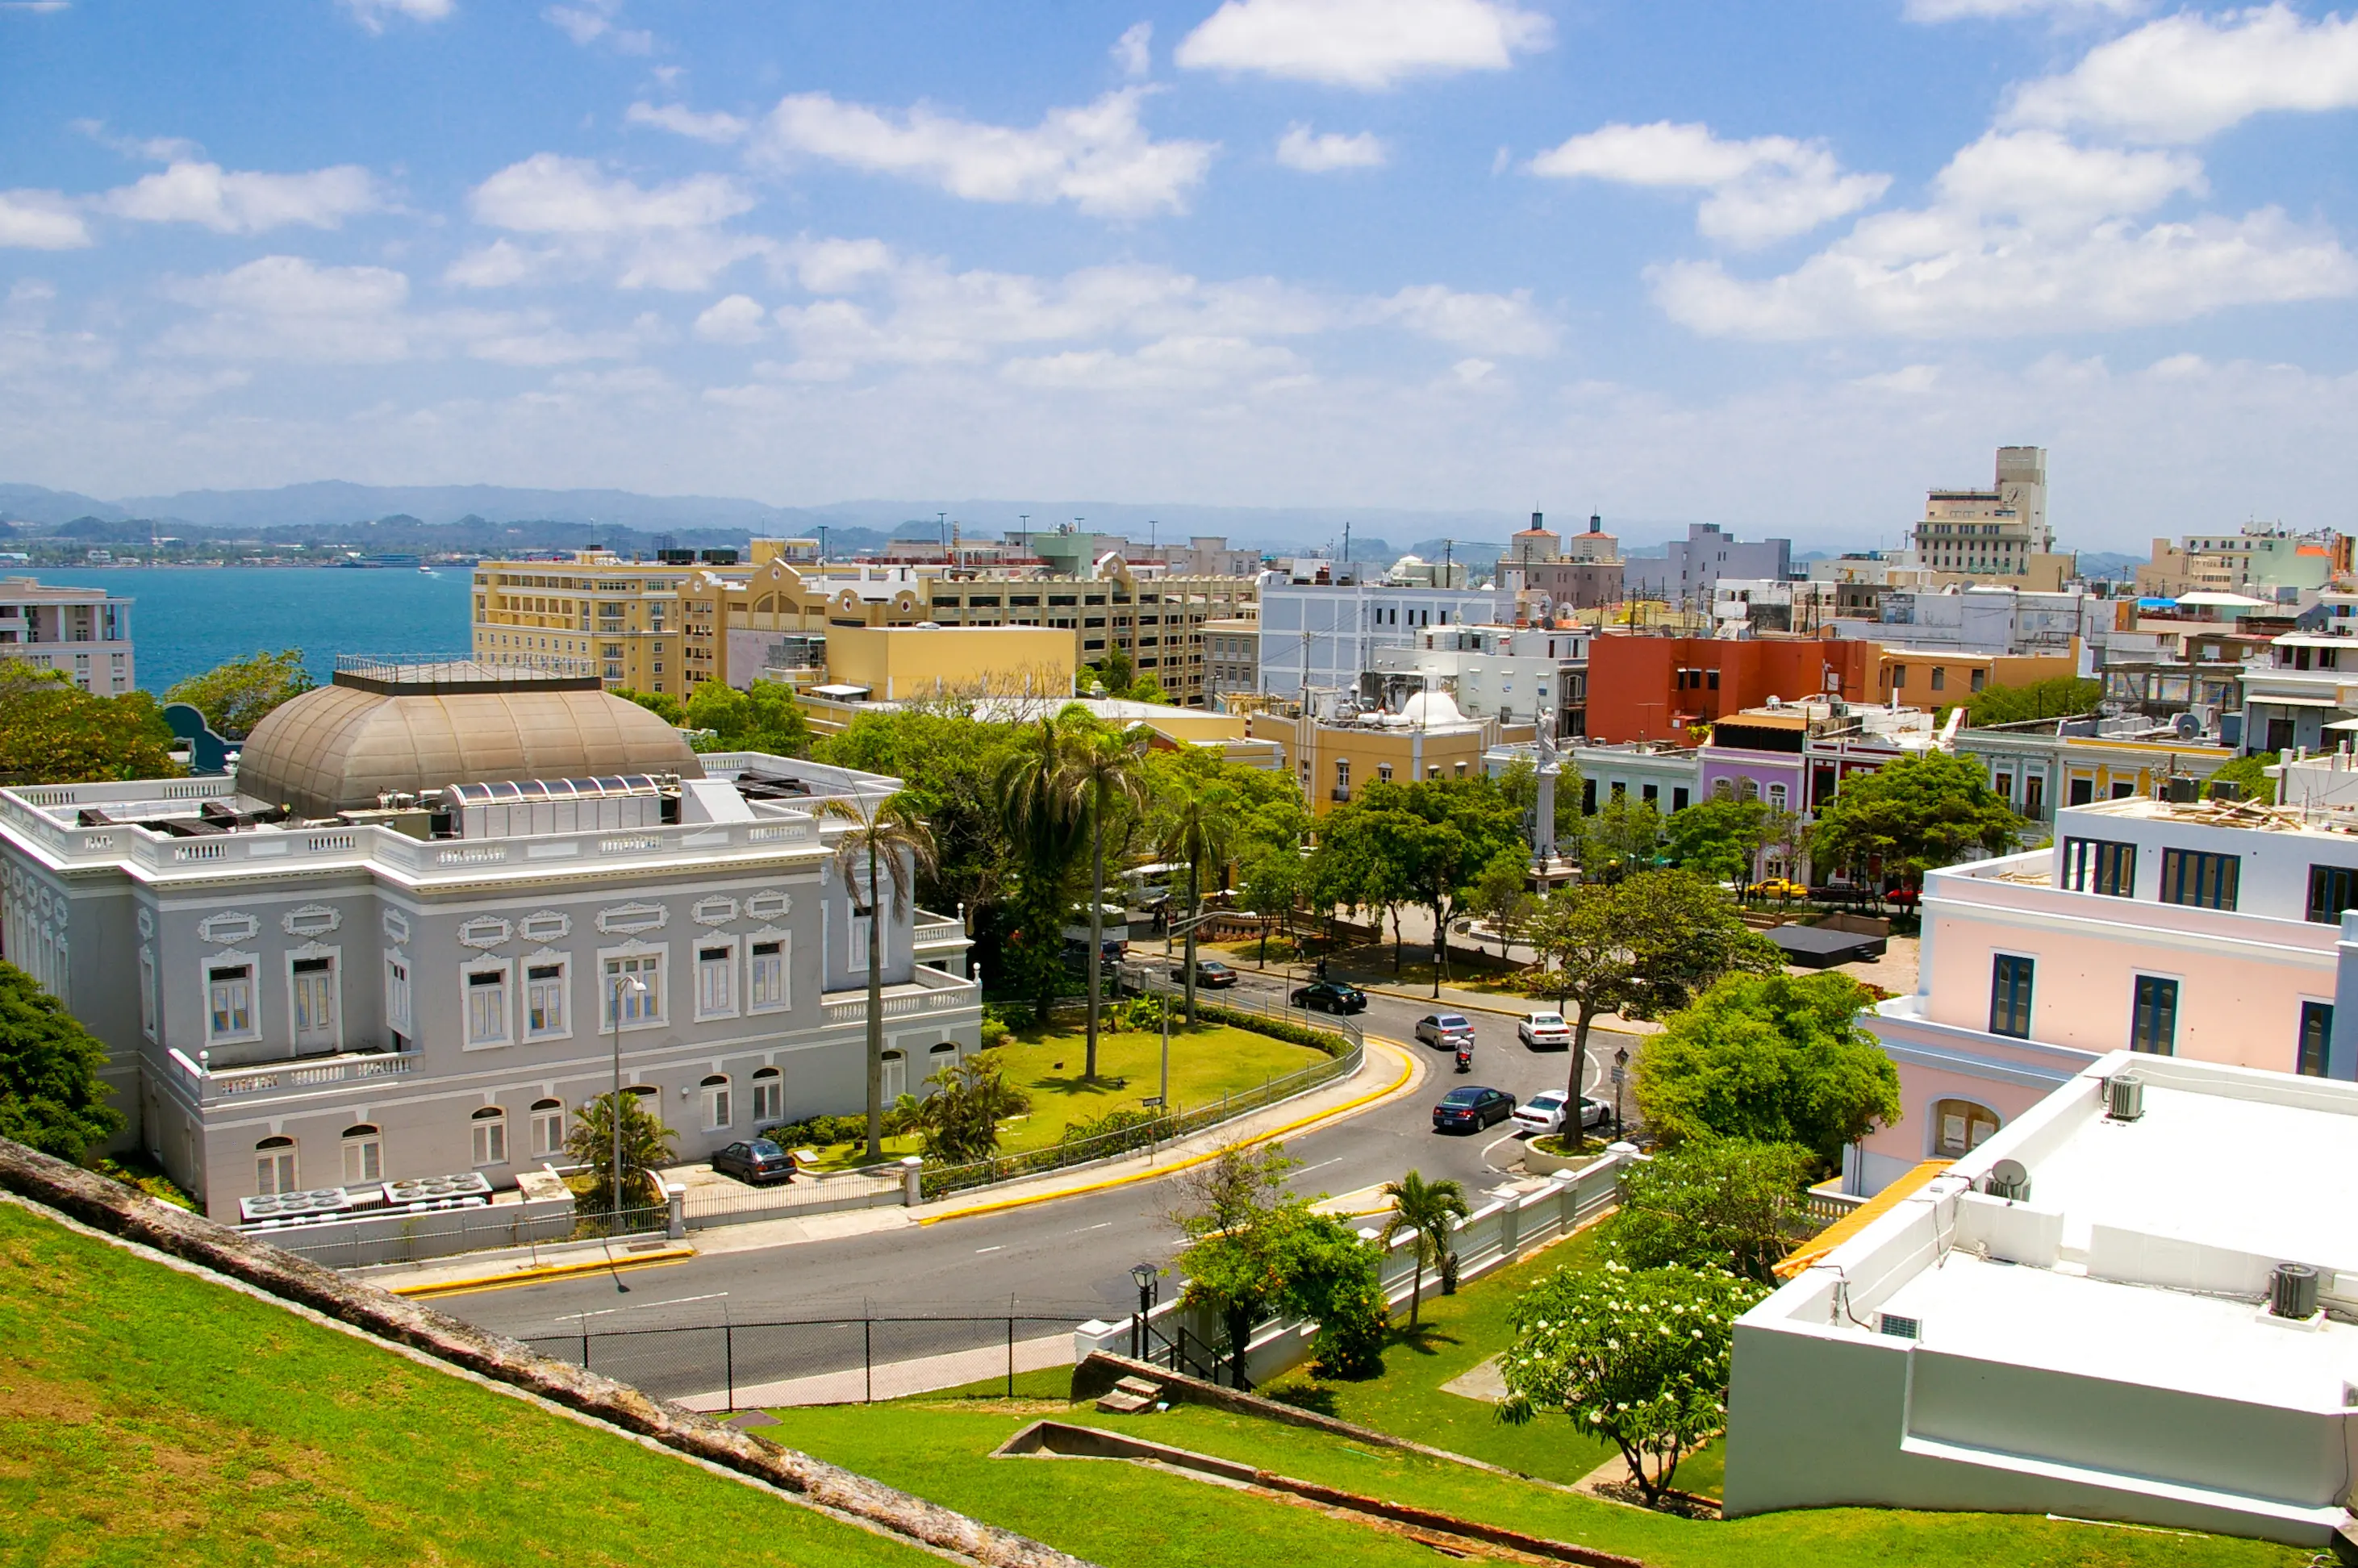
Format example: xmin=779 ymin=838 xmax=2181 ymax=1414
xmin=0 ymin=1199 xmax=936 ymax=1568
xmin=803 ymin=1023 xmax=1325 ymax=1170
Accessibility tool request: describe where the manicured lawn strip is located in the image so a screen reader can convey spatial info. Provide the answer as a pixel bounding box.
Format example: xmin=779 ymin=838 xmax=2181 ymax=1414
xmin=764 ymin=1403 xmax=1459 ymax=1568
xmin=805 ymin=1024 xmax=1325 ymax=1169
xmin=0 ymin=1201 xmax=933 ymax=1568
xmin=1073 ymin=1403 xmax=2293 ymax=1568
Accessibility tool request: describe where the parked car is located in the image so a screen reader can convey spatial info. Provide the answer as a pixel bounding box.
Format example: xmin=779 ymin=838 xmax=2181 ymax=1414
xmin=1414 ymin=1012 xmax=1478 ymax=1049
xmin=711 ymin=1137 xmax=794 ymax=1186
xmin=1517 ymin=1010 xmax=1573 ymax=1049
xmin=1510 ymin=1090 xmax=1609 ymax=1137
xmin=1432 ymin=1086 xmax=1516 ymax=1132
xmin=1171 ymin=959 xmax=1239 ymax=988
xmin=1747 ymin=877 xmax=1807 ymax=900
xmin=1290 ymin=978 xmax=1368 ymax=1014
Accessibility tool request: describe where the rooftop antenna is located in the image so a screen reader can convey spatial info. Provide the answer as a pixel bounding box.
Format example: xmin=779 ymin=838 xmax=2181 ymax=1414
xmin=937 ymin=511 xmax=947 ymax=557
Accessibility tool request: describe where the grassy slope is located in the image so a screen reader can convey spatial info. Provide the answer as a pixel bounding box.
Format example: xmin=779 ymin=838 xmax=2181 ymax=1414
xmin=0 ymin=1200 xmax=933 ymax=1568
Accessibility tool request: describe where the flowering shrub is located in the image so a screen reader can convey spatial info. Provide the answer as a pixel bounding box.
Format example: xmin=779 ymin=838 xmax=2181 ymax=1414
xmin=1496 ymin=1260 xmax=1769 ymax=1505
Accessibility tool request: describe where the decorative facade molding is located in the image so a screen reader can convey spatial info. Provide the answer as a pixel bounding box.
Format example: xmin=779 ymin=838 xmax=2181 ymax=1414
xmin=744 ymin=890 xmax=792 ymax=921
xmin=382 ymin=909 xmax=411 ymax=945
xmin=457 ymin=915 xmax=512 ymax=950
xmin=597 ymin=902 xmax=668 ymax=936
xmin=282 ymin=904 xmax=342 ymax=938
xmin=692 ymin=896 xmax=739 ymax=926
xmin=520 ymin=910 xmax=572 ymax=943
xmin=198 ymin=911 xmax=259 ymax=946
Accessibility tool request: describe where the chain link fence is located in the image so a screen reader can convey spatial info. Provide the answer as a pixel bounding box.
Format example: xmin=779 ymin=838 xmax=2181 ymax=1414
xmin=520 ymin=1313 xmax=1086 ymax=1409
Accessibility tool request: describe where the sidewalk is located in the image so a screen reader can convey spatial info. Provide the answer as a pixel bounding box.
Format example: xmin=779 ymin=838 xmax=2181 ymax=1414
xmin=364 ymin=1034 xmax=1426 ymax=1293
xmin=674 ymin=1332 xmax=1075 ymax=1411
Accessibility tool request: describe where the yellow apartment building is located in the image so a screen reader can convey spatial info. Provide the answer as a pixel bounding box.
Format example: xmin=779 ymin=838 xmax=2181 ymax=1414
xmin=1875 ymin=648 xmax=2079 ymax=707
xmin=817 ymin=623 xmax=1076 ymax=703
xmin=471 ymin=549 xmax=738 ymax=698
xmin=1247 ymin=691 xmax=1535 ymax=814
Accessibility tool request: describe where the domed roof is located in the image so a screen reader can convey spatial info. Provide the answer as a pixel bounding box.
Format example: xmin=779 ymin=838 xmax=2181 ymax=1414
xmin=1399 ymin=688 xmax=1467 ymax=728
xmin=236 ymin=669 xmax=703 ymax=819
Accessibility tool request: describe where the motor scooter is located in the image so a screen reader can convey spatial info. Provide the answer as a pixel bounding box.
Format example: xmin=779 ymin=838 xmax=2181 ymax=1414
xmin=1454 ymin=1044 xmax=1473 ymax=1074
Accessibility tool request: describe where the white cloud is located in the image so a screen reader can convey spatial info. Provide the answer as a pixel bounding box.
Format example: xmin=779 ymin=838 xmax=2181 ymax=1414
xmin=470 ymin=153 xmax=752 ymax=232
xmin=694 ymin=294 xmax=767 ymax=344
xmin=1372 ymin=284 xmax=1555 ymax=355
xmin=2005 ymin=4 xmax=2358 ymax=142
xmin=1275 ymin=124 xmax=1387 ymax=172
xmin=778 ymin=236 xmax=896 ymax=293
xmin=100 ymin=161 xmax=382 ymax=234
xmin=625 ymin=101 xmax=749 ymax=144
xmin=1531 ymin=121 xmax=1889 ymax=247
xmin=69 ymin=119 xmax=202 ymax=163
xmin=1112 ymin=20 xmax=1153 ymax=77
xmin=1934 ymin=130 xmax=2203 ymax=221
xmin=1905 ymin=0 xmax=2141 ymax=20
xmin=0 ymin=190 xmax=91 ymax=249
xmin=343 ymin=0 xmax=453 ymax=33
xmin=1175 ymin=0 xmax=1550 ymax=89
xmin=161 ymin=255 xmax=415 ymax=362
xmin=1000 ymin=335 xmax=1304 ymax=394
xmin=758 ymin=88 xmax=1213 ymax=218
xmin=444 ymin=238 xmax=553 ymax=289
xmin=544 ymin=0 xmax=652 ymax=52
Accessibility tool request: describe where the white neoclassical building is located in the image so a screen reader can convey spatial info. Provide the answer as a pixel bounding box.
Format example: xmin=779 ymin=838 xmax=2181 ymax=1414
xmin=0 ymin=658 xmax=975 ymax=1221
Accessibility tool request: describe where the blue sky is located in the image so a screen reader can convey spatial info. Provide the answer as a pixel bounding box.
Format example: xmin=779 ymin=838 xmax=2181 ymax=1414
xmin=3 ymin=0 xmax=2357 ymax=549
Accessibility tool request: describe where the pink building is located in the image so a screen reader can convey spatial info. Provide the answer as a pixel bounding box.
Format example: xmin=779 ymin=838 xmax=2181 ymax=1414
xmin=1854 ymin=790 xmax=2357 ymax=1193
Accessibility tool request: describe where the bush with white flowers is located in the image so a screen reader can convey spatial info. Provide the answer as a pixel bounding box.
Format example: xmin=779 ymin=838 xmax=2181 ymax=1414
xmin=1496 ymin=1260 xmax=1769 ymax=1506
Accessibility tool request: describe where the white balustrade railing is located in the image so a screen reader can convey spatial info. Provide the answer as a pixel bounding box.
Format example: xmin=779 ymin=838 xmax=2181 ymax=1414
xmin=177 ymin=1048 xmax=421 ymax=1103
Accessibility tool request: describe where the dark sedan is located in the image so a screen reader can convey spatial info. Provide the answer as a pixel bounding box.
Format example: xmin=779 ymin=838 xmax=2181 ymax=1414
xmin=1290 ymin=979 xmax=1368 ymax=1014
xmin=711 ymin=1137 xmax=795 ymax=1185
xmin=1171 ymin=959 xmax=1239 ymax=988
xmin=1432 ymin=1086 xmax=1516 ymax=1133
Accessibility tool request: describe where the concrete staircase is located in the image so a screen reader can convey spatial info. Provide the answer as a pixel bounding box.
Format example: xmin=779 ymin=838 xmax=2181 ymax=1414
xmin=1095 ymin=1374 xmax=1166 ymax=1414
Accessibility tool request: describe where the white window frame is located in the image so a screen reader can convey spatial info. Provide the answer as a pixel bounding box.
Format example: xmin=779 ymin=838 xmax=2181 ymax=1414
xmin=747 ymin=932 xmax=791 ymax=1015
xmin=463 ymin=961 xmax=513 ymax=1051
xmin=203 ymin=951 xmax=261 ymax=1047
xmin=138 ymin=945 xmax=157 ymax=1042
xmin=750 ymin=1067 xmax=783 ymax=1125
xmin=385 ymin=949 xmax=413 ymax=1040
xmin=286 ymin=945 xmax=343 ymax=1055
xmin=524 ymin=956 xmax=570 ymax=1042
xmin=470 ymin=1106 xmax=509 ymax=1167
xmin=599 ymin=945 xmax=668 ymax=1031
xmin=880 ymin=1049 xmax=907 ymax=1102
xmin=530 ymin=1098 xmax=566 ymax=1157
xmin=695 ymin=937 xmax=739 ymax=1021
xmin=701 ymin=1074 xmax=732 ymax=1131
xmin=254 ymin=1136 xmax=298 ymax=1195
xmin=341 ymin=1125 xmax=384 ymax=1185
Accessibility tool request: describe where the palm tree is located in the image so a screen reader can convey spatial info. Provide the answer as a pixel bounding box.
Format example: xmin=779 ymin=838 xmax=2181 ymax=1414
xmin=1380 ymin=1169 xmax=1471 ymax=1327
xmin=824 ymin=790 xmax=940 ymax=1161
xmin=1057 ymin=721 xmax=1150 ymax=1080
xmin=1159 ymin=779 xmax=1234 ymax=1028
xmin=566 ymin=1091 xmax=677 ymax=1215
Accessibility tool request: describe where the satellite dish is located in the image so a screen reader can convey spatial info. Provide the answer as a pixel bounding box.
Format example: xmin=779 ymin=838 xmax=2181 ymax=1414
xmin=1990 ymin=1158 xmax=2026 ymax=1187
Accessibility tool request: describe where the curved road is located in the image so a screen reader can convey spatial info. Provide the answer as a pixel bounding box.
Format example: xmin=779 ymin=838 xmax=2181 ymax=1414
xmin=442 ymin=964 xmax=1638 ymax=1352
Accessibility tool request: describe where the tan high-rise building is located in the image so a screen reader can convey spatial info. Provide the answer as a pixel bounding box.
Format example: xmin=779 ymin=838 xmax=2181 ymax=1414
xmin=1907 ymin=445 xmax=2058 ymax=580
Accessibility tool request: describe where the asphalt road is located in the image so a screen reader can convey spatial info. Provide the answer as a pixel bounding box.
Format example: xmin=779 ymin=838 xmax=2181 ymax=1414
xmin=441 ymin=964 xmax=1638 ymax=1357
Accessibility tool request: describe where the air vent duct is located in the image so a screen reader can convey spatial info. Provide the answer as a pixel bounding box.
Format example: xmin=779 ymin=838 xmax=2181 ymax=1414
xmin=2271 ymin=1262 xmax=2320 ymax=1320
xmin=1876 ymin=1312 xmax=1921 ymax=1341
xmin=1984 ymin=1158 xmax=2030 ymax=1202
xmin=2106 ymin=1074 xmax=2145 ymax=1122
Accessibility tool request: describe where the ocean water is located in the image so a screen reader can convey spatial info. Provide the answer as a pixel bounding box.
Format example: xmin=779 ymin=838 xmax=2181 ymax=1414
xmin=22 ymin=566 xmax=477 ymax=693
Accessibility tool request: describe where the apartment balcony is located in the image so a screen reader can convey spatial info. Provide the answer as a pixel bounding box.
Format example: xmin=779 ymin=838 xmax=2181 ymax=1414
xmin=820 ymin=963 xmax=981 ymax=1027
xmin=166 ymin=1043 xmax=421 ymax=1107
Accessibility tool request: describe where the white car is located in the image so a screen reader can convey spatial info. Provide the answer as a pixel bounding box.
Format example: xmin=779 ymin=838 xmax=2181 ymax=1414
xmin=1517 ymin=1011 xmax=1574 ymax=1049
xmin=1511 ymin=1090 xmax=1609 ymax=1136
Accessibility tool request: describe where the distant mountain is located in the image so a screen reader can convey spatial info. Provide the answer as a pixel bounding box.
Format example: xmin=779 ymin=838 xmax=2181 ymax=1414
xmin=111 ymin=481 xmax=830 ymax=532
xmin=2075 ymin=551 xmax=2142 ymax=580
xmin=0 ymin=484 xmax=129 ymax=527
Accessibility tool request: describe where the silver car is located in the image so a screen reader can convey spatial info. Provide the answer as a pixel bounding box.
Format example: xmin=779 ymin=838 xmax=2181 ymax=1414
xmin=1414 ymin=1011 xmax=1477 ymax=1049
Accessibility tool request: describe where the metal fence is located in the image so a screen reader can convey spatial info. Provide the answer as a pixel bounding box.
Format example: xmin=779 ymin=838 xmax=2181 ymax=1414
xmin=519 ymin=1313 xmax=1086 ymax=1410
xmin=676 ymin=1166 xmax=908 ymax=1227
xmin=921 ymin=990 xmax=1363 ymax=1203
xmin=267 ymin=1201 xmax=668 ymax=1270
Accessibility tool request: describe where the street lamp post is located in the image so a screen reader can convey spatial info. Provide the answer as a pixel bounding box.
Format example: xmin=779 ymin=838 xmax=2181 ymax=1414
xmin=609 ymin=973 xmax=648 ymax=1224
xmin=1129 ymin=1261 xmax=1158 ymax=1359
xmin=1612 ymin=1045 xmax=1630 ymax=1140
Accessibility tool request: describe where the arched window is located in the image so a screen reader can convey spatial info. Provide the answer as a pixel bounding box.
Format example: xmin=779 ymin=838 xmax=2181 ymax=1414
xmin=470 ymin=1106 xmax=509 ymax=1166
xmin=530 ymin=1098 xmax=566 ymax=1157
xmin=924 ymin=1042 xmax=960 ymax=1096
xmin=1932 ymin=1098 xmax=2000 ymax=1157
xmin=700 ymin=1074 xmax=732 ymax=1130
xmin=881 ymin=1049 xmax=906 ymax=1102
xmin=254 ymin=1135 xmax=297 ymax=1195
xmin=340 ymin=1124 xmax=383 ymax=1186
xmin=750 ymin=1067 xmax=783 ymax=1125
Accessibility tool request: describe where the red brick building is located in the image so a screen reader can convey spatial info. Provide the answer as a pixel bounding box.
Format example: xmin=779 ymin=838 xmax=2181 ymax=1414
xmin=1584 ymin=634 xmax=1877 ymax=743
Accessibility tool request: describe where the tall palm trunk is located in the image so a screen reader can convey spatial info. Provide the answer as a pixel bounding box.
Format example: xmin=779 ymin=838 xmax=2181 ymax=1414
xmin=1183 ymin=859 xmax=1200 ymax=1027
xmin=865 ymin=836 xmax=885 ymax=1161
xmin=1085 ymin=798 xmax=1104 ymax=1082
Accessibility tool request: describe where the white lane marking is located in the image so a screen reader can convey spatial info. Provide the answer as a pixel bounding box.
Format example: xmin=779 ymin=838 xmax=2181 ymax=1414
xmin=1479 ymin=1129 xmax=1525 ymax=1170
xmin=1070 ymin=1221 xmax=1112 ymax=1234
xmin=624 ymin=1291 xmax=728 ymax=1312
xmin=975 ymin=1245 xmax=1004 ymax=1253
xmin=1291 ymin=1157 xmax=1344 ymax=1178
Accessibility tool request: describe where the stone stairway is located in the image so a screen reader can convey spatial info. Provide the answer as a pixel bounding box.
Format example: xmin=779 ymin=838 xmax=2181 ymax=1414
xmin=1094 ymin=1374 xmax=1166 ymax=1414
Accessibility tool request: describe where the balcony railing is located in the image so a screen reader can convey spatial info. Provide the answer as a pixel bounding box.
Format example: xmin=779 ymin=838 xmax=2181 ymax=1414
xmin=168 ymin=1045 xmax=420 ymax=1106
xmin=820 ymin=966 xmax=981 ymax=1027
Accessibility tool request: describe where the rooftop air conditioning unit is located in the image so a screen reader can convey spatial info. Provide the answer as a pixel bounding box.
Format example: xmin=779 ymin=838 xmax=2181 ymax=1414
xmin=1984 ymin=1158 xmax=2030 ymax=1202
xmin=2106 ymin=1074 xmax=2145 ymax=1122
xmin=2163 ymin=775 xmax=2201 ymax=804
xmin=2271 ymin=1261 xmax=2321 ymax=1320
xmin=239 ymin=1187 xmax=358 ymax=1224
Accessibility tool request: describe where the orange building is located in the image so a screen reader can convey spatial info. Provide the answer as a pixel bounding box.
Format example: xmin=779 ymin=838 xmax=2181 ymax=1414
xmin=1585 ymin=635 xmax=1878 ymax=743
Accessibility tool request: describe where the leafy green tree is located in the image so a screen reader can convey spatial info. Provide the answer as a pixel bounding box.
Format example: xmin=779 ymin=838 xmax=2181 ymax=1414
xmin=1237 ymin=840 xmax=1306 ymax=965
xmin=1660 ymin=796 xmax=1772 ymax=886
xmin=2205 ymin=750 xmax=2277 ymax=803
xmin=683 ymin=678 xmax=811 ymax=757
xmin=0 ymin=961 xmax=122 ymax=1161
xmin=1061 ymin=721 xmax=1150 ymax=1078
xmin=1379 ymin=1169 xmax=1470 ymax=1326
xmin=821 ymin=708 xmax=1023 ymax=921
xmin=1469 ymin=849 xmax=1534 ymax=959
xmin=1606 ymin=1139 xmax=1818 ymax=1283
xmin=826 ymin=790 xmax=940 ymax=1159
xmin=1962 ymin=676 xmax=2101 ymax=728
xmin=0 ymin=665 xmax=181 ymax=785
xmin=1806 ymin=749 xmax=2022 ymax=893
xmin=565 ymin=1091 xmax=676 ymax=1215
xmin=1351 ymin=776 xmax=1528 ymax=991
xmin=1580 ymin=794 xmax=1663 ymax=880
xmin=615 ymin=686 xmax=687 ymax=725
xmin=163 ymin=648 xmax=313 ymax=738
xmin=1523 ymin=869 xmax=1784 ymax=1100
xmin=1635 ymin=971 xmax=1903 ymax=1168
xmin=1158 ymin=774 xmax=1234 ymax=1024
xmin=1309 ymin=802 xmax=1417 ymax=970
xmin=1498 ymin=1261 xmax=1769 ymax=1505
xmin=1125 ymin=674 xmax=1176 ymax=705
xmin=1171 ymin=1141 xmax=1382 ymax=1388
xmin=1497 ymin=753 xmax=1583 ymax=853
xmin=910 ymin=1051 xmax=1030 ymax=1164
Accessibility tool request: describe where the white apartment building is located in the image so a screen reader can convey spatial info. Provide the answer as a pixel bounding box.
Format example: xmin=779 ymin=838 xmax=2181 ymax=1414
xmin=1823 ymin=585 xmax=2104 ymax=665
xmin=1623 ymin=523 xmax=1792 ymax=609
xmin=1255 ymin=569 xmax=1513 ymax=704
xmin=1367 ymin=624 xmax=1589 ymax=736
xmin=0 ymin=577 xmax=135 ymax=692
